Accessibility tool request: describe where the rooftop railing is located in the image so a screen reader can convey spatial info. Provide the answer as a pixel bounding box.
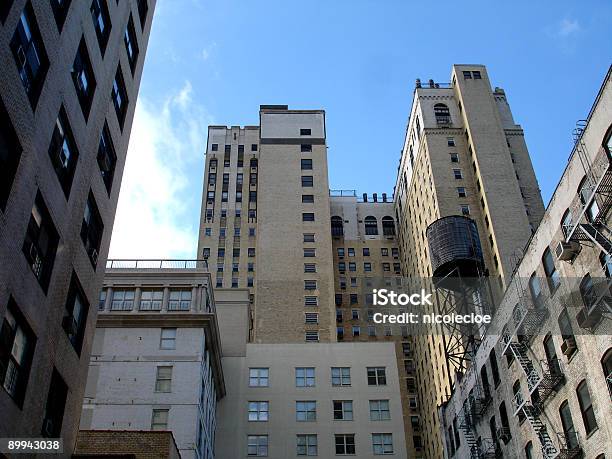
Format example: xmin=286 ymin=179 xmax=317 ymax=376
xmin=106 ymin=259 xmax=209 ymax=269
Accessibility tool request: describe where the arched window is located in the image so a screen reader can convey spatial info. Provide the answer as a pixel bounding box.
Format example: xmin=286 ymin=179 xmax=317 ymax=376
xmin=364 ymin=216 xmax=378 ymax=235
xmin=543 ymin=333 xmax=561 ymax=376
xmin=331 ymin=216 xmax=344 ymax=237
xmin=576 ymin=379 xmax=598 ymax=435
xmin=579 ymin=273 xmax=596 ymax=310
xmin=382 ymin=216 xmax=395 ymax=236
xmin=528 ymin=273 xmax=542 ymax=308
xmin=434 ymin=103 xmax=451 ymax=125
xmin=561 ymin=208 xmax=572 ymax=238
xmin=577 ymin=175 xmax=599 ymax=222
xmin=524 ymin=441 xmax=534 ymax=459
xmin=602 ymin=348 xmax=612 ymax=399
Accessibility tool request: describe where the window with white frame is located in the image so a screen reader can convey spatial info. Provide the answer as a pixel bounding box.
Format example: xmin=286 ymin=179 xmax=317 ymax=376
xmin=111 ymin=289 xmax=134 ymax=310
xmin=248 ymin=401 xmax=269 ymax=421
xmin=372 ymin=433 xmax=394 ymax=455
xmin=151 ymin=409 xmax=168 ymax=430
xmin=249 ymin=368 xmax=269 ymax=387
xmin=333 ymin=400 xmax=353 ymax=420
xmin=155 ymin=366 xmax=172 ymax=392
xmin=140 ymin=289 xmax=162 ymax=310
xmin=335 ymin=434 xmax=355 ymax=455
xmin=305 ymin=312 xmax=319 ymax=324
xmin=304 ymin=296 xmax=318 ymax=307
xmin=160 ymin=328 xmax=176 ymax=350
xmin=369 ymin=400 xmax=391 ymax=420
xmin=168 ymin=289 xmax=191 ymax=311
xmin=367 ymin=367 xmax=387 ymax=385
xmin=296 ymin=434 xmax=317 ymax=456
xmin=305 ymin=331 xmax=319 ymax=342
xmin=296 ymin=401 xmax=317 ymax=421
xmin=247 ymin=435 xmax=268 ymax=457
xmin=331 ymin=367 xmax=351 ymax=386
xmin=296 ymin=367 xmax=315 ymax=387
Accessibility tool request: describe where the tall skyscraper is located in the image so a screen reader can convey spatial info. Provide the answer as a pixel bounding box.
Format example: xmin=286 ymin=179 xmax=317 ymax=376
xmin=0 ymin=0 xmax=155 ymax=453
xmin=393 ymin=64 xmax=545 ymax=456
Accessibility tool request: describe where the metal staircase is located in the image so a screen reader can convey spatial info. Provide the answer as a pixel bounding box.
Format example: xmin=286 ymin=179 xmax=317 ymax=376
xmin=522 ymin=403 xmax=559 ymax=459
xmin=458 ymin=412 xmax=499 ymax=459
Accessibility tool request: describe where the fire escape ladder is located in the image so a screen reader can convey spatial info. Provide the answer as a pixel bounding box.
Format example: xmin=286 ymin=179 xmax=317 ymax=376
xmin=522 ymin=404 xmax=559 ymax=459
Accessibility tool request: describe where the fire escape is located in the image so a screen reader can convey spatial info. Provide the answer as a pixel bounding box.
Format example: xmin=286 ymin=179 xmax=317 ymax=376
xmin=457 ymin=403 xmax=500 ymax=459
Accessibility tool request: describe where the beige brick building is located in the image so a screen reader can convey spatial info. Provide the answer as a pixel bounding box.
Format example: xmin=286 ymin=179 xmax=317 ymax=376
xmin=393 ymin=64 xmax=546 ymax=457
xmin=440 ymin=66 xmax=612 ymax=459
xmin=0 ymin=0 xmax=155 ymax=454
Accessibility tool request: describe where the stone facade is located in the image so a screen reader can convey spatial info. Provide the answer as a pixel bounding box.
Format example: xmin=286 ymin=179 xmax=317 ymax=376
xmin=0 ymin=0 xmax=155 ymax=454
xmin=74 ymin=430 xmax=181 ymax=459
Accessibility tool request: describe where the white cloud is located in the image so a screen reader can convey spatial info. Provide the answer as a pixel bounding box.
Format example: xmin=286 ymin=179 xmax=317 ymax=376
xmin=557 ymin=18 xmax=580 ymax=37
xmin=108 ymin=81 xmax=212 ymax=260
xmin=199 ymin=42 xmax=217 ymax=61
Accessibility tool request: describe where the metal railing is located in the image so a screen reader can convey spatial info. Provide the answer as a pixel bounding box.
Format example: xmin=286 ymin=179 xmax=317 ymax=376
xmin=106 ymin=259 xmax=209 ymax=269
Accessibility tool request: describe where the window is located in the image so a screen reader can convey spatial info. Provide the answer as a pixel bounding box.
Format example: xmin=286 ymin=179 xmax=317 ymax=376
xmin=367 ymin=367 xmax=386 ymax=385
xmin=302 ymin=176 xmax=313 ymax=187
xmin=249 ymin=227 xmax=256 ymax=237
xmin=248 ymin=401 xmax=269 ymax=421
xmin=434 ymin=103 xmax=451 ymax=125
xmin=363 ymin=247 xmax=370 ymax=256
xmin=111 ymin=289 xmax=134 ymax=310
xmin=155 ymin=366 xmax=172 ymax=392
xmin=463 ymin=70 xmax=472 ymax=79
xmin=349 ymin=262 xmax=356 ymax=272
xmin=300 ymin=128 xmax=311 ymax=136
xmin=296 ymin=401 xmax=316 ymax=421
xmin=525 ymin=441 xmax=534 ymax=459
xmin=453 ymin=169 xmax=463 ymax=179
xmin=558 ymin=309 xmax=577 ymax=356
xmin=331 ymin=367 xmax=351 ymax=386
xmin=304 ymin=280 xmax=317 ymax=291
xmin=247 ymin=435 xmax=268 ymax=457
xmin=10 ymin=2 xmax=49 ymax=108
xmin=498 ymin=401 xmax=511 ymax=442
xmin=49 ymin=106 xmax=79 ymax=197
xmin=461 ymin=205 xmax=470 ymax=216
xmin=168 ymin=290 xmax=191 ymax=311
xmin=304 ymin=248 xmax=316 ymax=257
xmin=0 ymin=97 xmax=22 ymax=211
xmin=542 ymin=247 xmax=560 ymax=293
xmin=249 ymin=368 xmax=269 ymax=387
xmin=41 ymin=369 xmax=68 ymax=438
xmin=50 ymin=0 xmax=71 ymax=31
xmin=303 ymin=212 xmax=315 ymax=222
xmin=382 ymin=217 xmax=395 ymax=236
xmin=447 ymin=137 xmax=455 ymax=146
xmin=365 ymin=216 xmax=378 ymax=235
xmin=63 ymin=273 xmax=89 ymax=354
xmin=602 ymin=348 xmax=612 ymax=400
xmin=91 ymin=0 xmax=111 ymax=55
xmin=529 ymin=273 xmax=543 ymax=308
xmin=333 ymin=400 xmax=353 ymax=420
xmin=304 ymin=263 xmax=316 ymax=273
xmin=473 ymin=70 xmax=482 ymax=79
xmin=382 ymin=263 xmax=390 ymax=272
xmin=579 ymin=273 xmax=597 ymax=311
xmin=301 ymin=144 xmax=312 ymax=152
xmin=331 ymin=216 xmax=344 ymax=236
xmin=372 ymin=433 xmax=393 ymax=455
xmin=139 ymin=290 xmax=162 ymax=311
xmin=136 ymin=0 xmax=148 ymax=30
xmin=124 ymin=14 xmax=139 ymax=74
xmin=489 ymin=349 xmax=500 ymax=386
xmin=302 ymin=194 xmax=314 ymax=203
xmin=576 ymin=380 xmax=598 ymax=435
xmin=305 ymin=312 xmax=318 ymax=324
xmin=251 ymin=144 xmax=258 ymax=151
xmin=301 ymin=159 xmax=313 ymax=170
xmin=296 ymin=367 xmax=315 ymax=387
xmin=296 ymin=434 xmax=317 ymax=456
xmin=350 ymin=294 xmax=358 ymax=304
xmin=97 ymin=121 xmax=117 ymax=194
xmin=0 ymin=299 xmax=36 ymax=407
xmin=370 ymin=400 xmax=390 ymax=421
xmin=151 ymin=409 xmax=168 ymax=430
xmin=335 ymin=434 xmax=355 ymax=455
xmin=98 ymin=290 xmax=107 ymax=311
xmin=337 ymin=248 xmax=345 ymax=258
xmin=248 ymin=247 xmax=256 ymax=257
xmin=71 ymin=38 xmax=96 ymax=120
xmin=364 ymin=262 xmax=372 ymax=272
xmin=305 ymin=331 xmax=319 ymax=342
xmin=112 ymin=65 xmax=128 ymax=130
xmin=160 ymin=328 xmax=176 ymax=350
xmin=450 ymin=153 xmax=459 ymax=163
xmin=23 ymin=192 xmax=59 ymax=292
xmin=559 ymin=400 xmax=579 ymax=450
xmin=218 ymin=248 xmax=225 ymax=258
xmin=81 ymin=192 xmax=104 ymax=267
xmin=457 ymin=187 xmax=467 ymax=197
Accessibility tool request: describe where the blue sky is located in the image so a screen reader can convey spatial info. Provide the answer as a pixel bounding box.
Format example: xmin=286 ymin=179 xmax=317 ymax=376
xmin=108 ymin=0 xmax=612 ymax=259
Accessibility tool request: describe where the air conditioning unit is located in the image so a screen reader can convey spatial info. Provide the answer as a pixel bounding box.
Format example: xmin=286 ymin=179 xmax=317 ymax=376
xmin=62 ymin=315 xmax=78 ymax=335
xmin=560 ymin=337 xmax=576 ymax=356
xmin=555 ymin=241 xmax=581 ymax=261
xmin=576 ymin=307 xmax=602 ymax=329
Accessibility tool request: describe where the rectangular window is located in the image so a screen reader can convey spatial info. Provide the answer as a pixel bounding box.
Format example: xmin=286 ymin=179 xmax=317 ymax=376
xmin=457 ymin=187 xmax=467 ymax=197
xmin=111 ymin=289 xmax=134 ymax=311
xmin=124 ymin=14 xmax=139 ymax=74
xmin=447 ymin=137 xmax=455 ymax=146
xmin=301 ymin=176 xmax=313 ymax=187
xmin=0 ymin=96 xmax=22 ymax=211
xmin=246 ymin=435 xmax=268 ymax=457
xmin=352 ymin=326 xmax=360 ymax=336
xmin=348 ymin=262 xmax=356 ymax=272
xmin=364 ymin=262 xmax=372 ymax=272
xmin=297 ymin=434 xmax=317 ymax=456
xmin=249 ymin=191 xmax=257 ymax=202
xmin=155 ymin=366 xmax=172 ymax=392
xmin=248 ymin=247 xmax=256 ymax=257
xmin=300 ymin=128 xmax=311 ymax=136
xmin=542 ymin=248 xmax=561 ymax=293
xmin=350 ymin=294 xmax=358 ymax=304
xmin=151 ymin=408 xmax=168 ymax=430
xmin=302 ymin=212 xmax=315 ymax=222
xmin=303 ymin=233 xmax=315 ymax=243
xmin=305 ymin=331 xmax=319 ymax=342
xmin=168 ymin=290 xmax=191 ymax=311
xmin=450 ymin=153 xmax=459 ymax=163
xmin=91 ymin=0 xmax=111 ymax=55
xmin=302 ymin=194 xmax=314 ymax=203
xmin=296 ymin=367 xmax=315 ymax=387
xmin=367 ymin=367 xmax=387 ymax=386
xmin=304 ymin=280 xmax=317 ymax=290
xmin=304 ymin=263 xmax=316 ymax=273
xmin=49 ymin=106 xmax=79 ymax=197
xmin=333 ymin=400 xmax=353 ymax=420
xmin=41 ymin=369 xmax=68 ymax=438
xmin=301 ymin=159 xmax=313 ymax=170
xmin=63 ymin=273 xmax=89 ymax=355
xmin=211 ymin=144 xmax=218 ymax=151
xmin=112 ymin=65 xmax=129 ymax=130
xmin=248 ymin=401 xmax=269 ymax=421
xmin=251 ymin=144 xmax=258 ymax=151
xmin=370 ymin=400 xmax=391 ymax=421
xmin=81 ymin=192 xmax=104 ymax=267
xmin=296 ymin=400 xmax=316 ymax=421
xmin=304 ymin=248 xmax=316 ymax=257
xmin=463 ymin=70 xmax=472 ymax=79
xmin=0 ymin=298 xmax=36 ymax=407
xmin=472 ymin=70 xmax=482 ymax=79
xmin=97 ymin=121 xmax=117 ymax=194
xmin=461 ymin=205 xmax=470 ymax=216
xmin=11 ymin=2 xmax=49 ymax=108
xmin=576 ymin=380 xmax=598 ymax=434
xmin=139 ymin=289 xmax=162 ymax=311
xmin=305 ymin=312 xmax=318 ymax=324
xmin=23 ymin=192 xmax=59 ymax=292
xmin=71 ymin=38 xmax=96 ymax=120
xmin=453 ymin=169 xmax=463 ymax=179
xmin=301 ymin=144 xmax=312 ymax=152
xmin=331 ymin=367 xmax=351 ymax=386
xmin=160 ymin=328 xmax=176 ymax=350
xmin=363 ymin=247 xmax=370 ymax=256
xmin=304 ymin=296 xmax=318 ymax=307
xmin=372 ymin=433 xmax=393 ymax=455
xmin=249 ymin=368 xmax=269 ymax=387
xmin=382 ymin=263 xmax=390 ymax=272
xmin=335 ymin=434 xmax=356 ymax=455
xmin=98 ymin=290 xmax=106 ymax=311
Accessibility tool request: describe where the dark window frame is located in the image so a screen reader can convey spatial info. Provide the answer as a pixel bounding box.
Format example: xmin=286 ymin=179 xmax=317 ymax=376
xmin=48 ymin=105 xmax=79 ymax=198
